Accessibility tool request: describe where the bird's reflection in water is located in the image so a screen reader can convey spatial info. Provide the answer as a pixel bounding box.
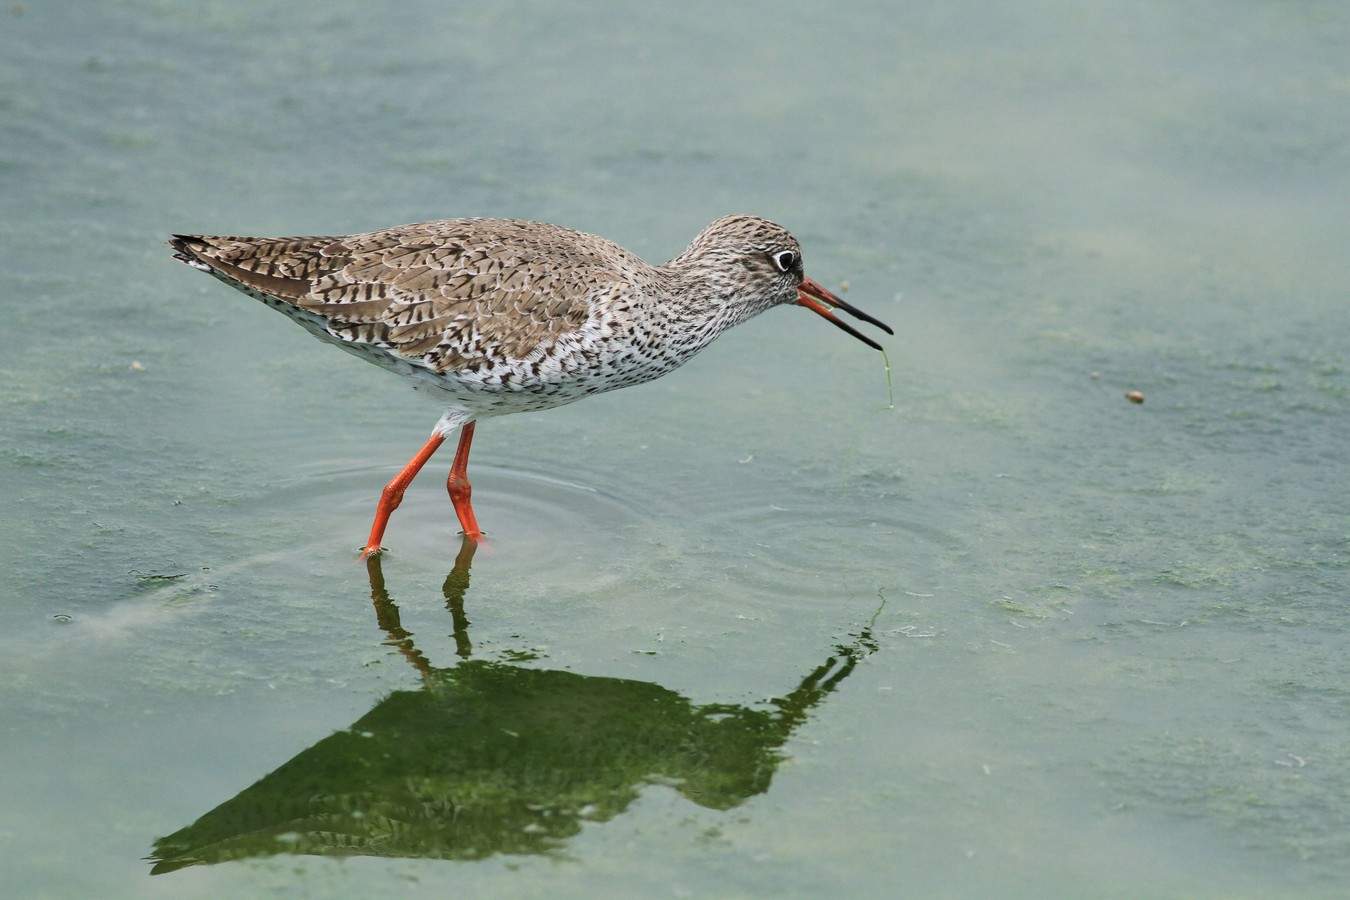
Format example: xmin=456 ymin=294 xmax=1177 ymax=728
xmin=149 ymin=537 xmax=878 ymax=874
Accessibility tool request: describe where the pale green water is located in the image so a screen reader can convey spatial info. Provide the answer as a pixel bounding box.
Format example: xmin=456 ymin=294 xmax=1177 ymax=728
xmin=2 ymin=1 xmax=1348 ymax=897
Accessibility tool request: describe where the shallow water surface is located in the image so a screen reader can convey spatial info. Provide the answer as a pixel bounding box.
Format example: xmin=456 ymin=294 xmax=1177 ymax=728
xmin=2 ymin=1 xmax=1348 ymax=897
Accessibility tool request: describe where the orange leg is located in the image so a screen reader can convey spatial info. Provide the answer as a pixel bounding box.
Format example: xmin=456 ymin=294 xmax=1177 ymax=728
xmin=446 ymin=421 xmax=483 ymax=541
xmin=360 ymin=431 xmax=446 ymax=559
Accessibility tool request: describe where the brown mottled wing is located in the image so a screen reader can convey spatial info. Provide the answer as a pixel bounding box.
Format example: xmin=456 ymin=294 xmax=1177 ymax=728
xmin=171 ymin=219 xmax=630 ymax=373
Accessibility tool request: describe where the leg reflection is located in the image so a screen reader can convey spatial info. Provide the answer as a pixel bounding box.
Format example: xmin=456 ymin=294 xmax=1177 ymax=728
xmin=365 ymin=533 xmax=478 ymax=674
xmin=442 ymin=534 xmax=477 ymax=658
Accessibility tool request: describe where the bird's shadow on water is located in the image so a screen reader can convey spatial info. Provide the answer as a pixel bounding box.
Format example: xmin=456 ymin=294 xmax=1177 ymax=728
xmin=147 ymin=537 xmax=881 ymax=874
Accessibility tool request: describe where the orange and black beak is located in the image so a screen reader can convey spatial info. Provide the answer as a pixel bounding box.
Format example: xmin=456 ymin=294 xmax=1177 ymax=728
xmin=796 ymin=276 xmax=893 ymax=352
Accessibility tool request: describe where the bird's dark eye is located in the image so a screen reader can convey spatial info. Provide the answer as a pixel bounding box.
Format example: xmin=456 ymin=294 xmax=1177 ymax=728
xmin=770 ymin=250 xmax=797 ymax=273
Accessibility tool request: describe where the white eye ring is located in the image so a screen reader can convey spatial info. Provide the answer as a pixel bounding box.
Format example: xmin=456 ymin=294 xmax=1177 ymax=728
xmin=771 ymin=250 xmax=798 ymax=273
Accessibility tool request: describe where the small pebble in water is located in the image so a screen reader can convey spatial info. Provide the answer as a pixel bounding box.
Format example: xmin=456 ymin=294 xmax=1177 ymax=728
xmin=1125 ymin=391 xmax=1145 ymax=404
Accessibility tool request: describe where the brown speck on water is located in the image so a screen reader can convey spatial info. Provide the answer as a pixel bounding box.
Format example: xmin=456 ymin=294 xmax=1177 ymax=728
xmin=1125 ymin=391 xmax=1145 ymax=404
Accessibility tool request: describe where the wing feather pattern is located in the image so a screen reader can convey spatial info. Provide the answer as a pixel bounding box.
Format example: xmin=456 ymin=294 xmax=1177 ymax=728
xmin=171 ymin=219 xmax=646 ymax=373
